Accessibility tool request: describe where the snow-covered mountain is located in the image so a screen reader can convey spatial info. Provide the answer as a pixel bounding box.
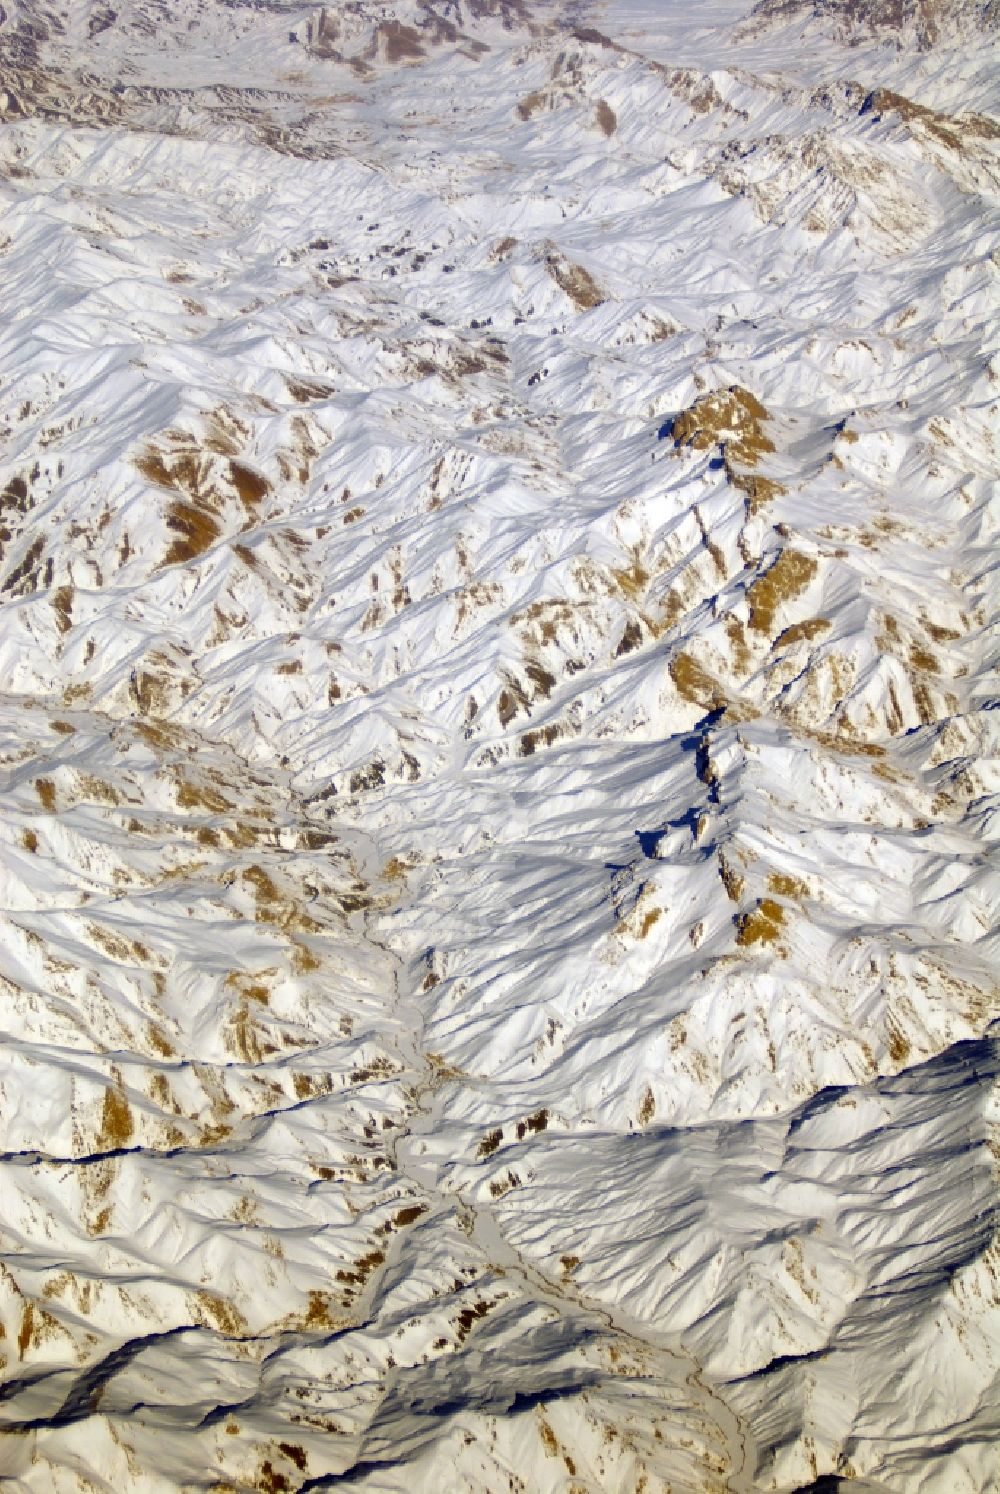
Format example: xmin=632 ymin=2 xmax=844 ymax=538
xmin=748 ymin=0 xmax=999 ymax=49
xmin=0 ymin=0 xmax=997 ymax=1489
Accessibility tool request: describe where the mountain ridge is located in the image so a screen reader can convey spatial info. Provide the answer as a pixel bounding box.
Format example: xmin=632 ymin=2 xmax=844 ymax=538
xmin=0 ymin=0 xmax=997 ymax=1488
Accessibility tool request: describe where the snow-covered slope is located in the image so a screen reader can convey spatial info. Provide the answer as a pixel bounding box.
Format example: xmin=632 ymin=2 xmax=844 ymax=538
xmin=0 ymin=1 xmax=997 ymax=1489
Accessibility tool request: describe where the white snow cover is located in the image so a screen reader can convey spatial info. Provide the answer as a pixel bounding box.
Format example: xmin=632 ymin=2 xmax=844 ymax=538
xmin=0 ymin=0 xmax=997 ymax=1489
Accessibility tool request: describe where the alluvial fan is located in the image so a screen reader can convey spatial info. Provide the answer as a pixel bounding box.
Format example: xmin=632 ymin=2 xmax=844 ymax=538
xmin=0 ymin=0 xmax=997 ymax=1489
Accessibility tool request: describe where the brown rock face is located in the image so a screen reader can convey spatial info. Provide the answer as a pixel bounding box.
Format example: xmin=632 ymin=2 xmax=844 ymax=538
xmin=751 ymin=0 xmax=999 ymax=46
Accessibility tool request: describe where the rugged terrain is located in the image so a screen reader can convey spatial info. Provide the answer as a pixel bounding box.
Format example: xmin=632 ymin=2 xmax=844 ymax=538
xmin=0 ymin=0 xmax=997 ymax=1489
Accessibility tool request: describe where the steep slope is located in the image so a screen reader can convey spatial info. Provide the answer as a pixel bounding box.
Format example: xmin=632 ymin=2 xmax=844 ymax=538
xmin=0 ymin=1 xmax=997 ymax=1490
